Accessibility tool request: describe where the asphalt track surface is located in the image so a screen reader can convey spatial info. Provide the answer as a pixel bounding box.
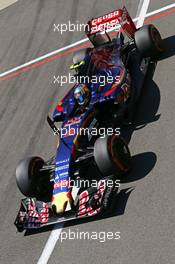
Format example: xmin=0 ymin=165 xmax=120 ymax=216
xmin=0 ymin=0 xmax=175 ymax=263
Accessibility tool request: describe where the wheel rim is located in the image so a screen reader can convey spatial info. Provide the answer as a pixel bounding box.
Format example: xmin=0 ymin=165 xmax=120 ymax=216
xmin=29 ymin=158 xmax=45 ymax=195
xmin=151 ymin=26 xmax=163 ymax=52
xmin=110 ymin=136 xmax=131 ymax=172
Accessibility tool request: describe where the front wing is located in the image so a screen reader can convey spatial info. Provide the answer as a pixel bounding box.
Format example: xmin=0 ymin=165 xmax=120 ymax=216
xmin=14 ymin=177 xmax=115 ymax=232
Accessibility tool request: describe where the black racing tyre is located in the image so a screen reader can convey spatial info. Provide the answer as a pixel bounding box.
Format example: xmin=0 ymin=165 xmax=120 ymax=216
xmin=134 ymin=24 xmax=164 ymax=58
xmin=16 ymin=156 xmax=45 ymax=197
xmin=94 ymin=135 xmax=131 ymax=177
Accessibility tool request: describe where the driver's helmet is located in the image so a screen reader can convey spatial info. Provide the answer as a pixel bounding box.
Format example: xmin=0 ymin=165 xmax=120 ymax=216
xmin=70 ymin=49 xmax=91 ymax=75
xmin=74 ymin=84 xmax=88 ymax=105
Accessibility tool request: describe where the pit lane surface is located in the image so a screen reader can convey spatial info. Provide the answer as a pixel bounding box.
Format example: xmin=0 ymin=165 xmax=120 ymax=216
xmin=0 ymin=0 xmax=175 ymax=263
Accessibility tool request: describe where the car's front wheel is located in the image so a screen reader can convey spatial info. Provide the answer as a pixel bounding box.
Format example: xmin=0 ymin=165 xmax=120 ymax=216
xmin=16 ymin=156 xmax=51 ymax=198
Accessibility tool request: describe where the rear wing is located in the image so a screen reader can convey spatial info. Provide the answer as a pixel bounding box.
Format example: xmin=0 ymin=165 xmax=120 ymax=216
xmin=86 ymin=6 xmax=136 ymax=41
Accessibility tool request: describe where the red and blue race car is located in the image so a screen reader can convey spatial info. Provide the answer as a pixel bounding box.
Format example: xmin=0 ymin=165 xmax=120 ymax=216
xmin=14 ymin=6 xmax=163 ymax=232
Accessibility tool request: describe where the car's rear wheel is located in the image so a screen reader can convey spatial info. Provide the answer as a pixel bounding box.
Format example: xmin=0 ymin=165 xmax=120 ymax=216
xmin=134 ymin=24 xmax=164 ymax=58
xmin=16 ymin=156 xmax=51 ymax=198
xmin=94 ymin=135 xmax=131 ymax=177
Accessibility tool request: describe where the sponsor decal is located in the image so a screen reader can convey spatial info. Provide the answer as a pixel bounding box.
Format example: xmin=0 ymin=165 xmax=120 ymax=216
xmin=89 ymin=10 xmax=122 ymax=34
xmin=64 ymin=117 xmax=81 ymax=127
xmin=55 ymin=164 xmax=69 ymax=171
xmin=56 ymin=159 xmax=69 ymax=165
xmin=59 ymin=172 xmax=69 ymax=176
xmin=54 ymin=179 xmax=70 ymax=189
xmin=91 ymin=10 xmax=120 ymax=26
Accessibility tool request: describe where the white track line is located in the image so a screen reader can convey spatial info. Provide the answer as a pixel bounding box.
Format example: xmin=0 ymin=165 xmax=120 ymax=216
xmin=0 ymin=3 xmax=175 ymax=79
xmin=136 ymin=0 xmax=145 ymax=18
xmin=0 ymin=37 xmax=89 ymax=78
xmin=0 ymin=0 xmax=18 ymax=11
xmin=37 ymin=187 xmax=78 ymax=264
xmin=144 ymin=2 xmax=175 ymax=17
xmin=36 ymin=3 xmax=175 ymax=264
xmin=136 ymin=0 xmax=150 ymax=28
xmin=37 ymin=223 xmax=64 ymax=264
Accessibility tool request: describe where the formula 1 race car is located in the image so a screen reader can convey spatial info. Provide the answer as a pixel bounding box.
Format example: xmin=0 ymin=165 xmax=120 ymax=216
xmin=14 ymin=7 xmax=163 ymax=232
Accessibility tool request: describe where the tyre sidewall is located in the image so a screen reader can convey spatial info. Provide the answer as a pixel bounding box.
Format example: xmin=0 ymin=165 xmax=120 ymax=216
xmin=135 ymin=24 xmax=163 ymax=58
xmin=94 ymin=135 xmax=131 ymax=177
xmin=16 ymin=157 xmax=44 ymax=197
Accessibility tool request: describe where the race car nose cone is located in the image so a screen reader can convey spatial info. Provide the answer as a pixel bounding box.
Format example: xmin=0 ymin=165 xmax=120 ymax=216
xmin=52 ymin=192 xmax=71 ymax=214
